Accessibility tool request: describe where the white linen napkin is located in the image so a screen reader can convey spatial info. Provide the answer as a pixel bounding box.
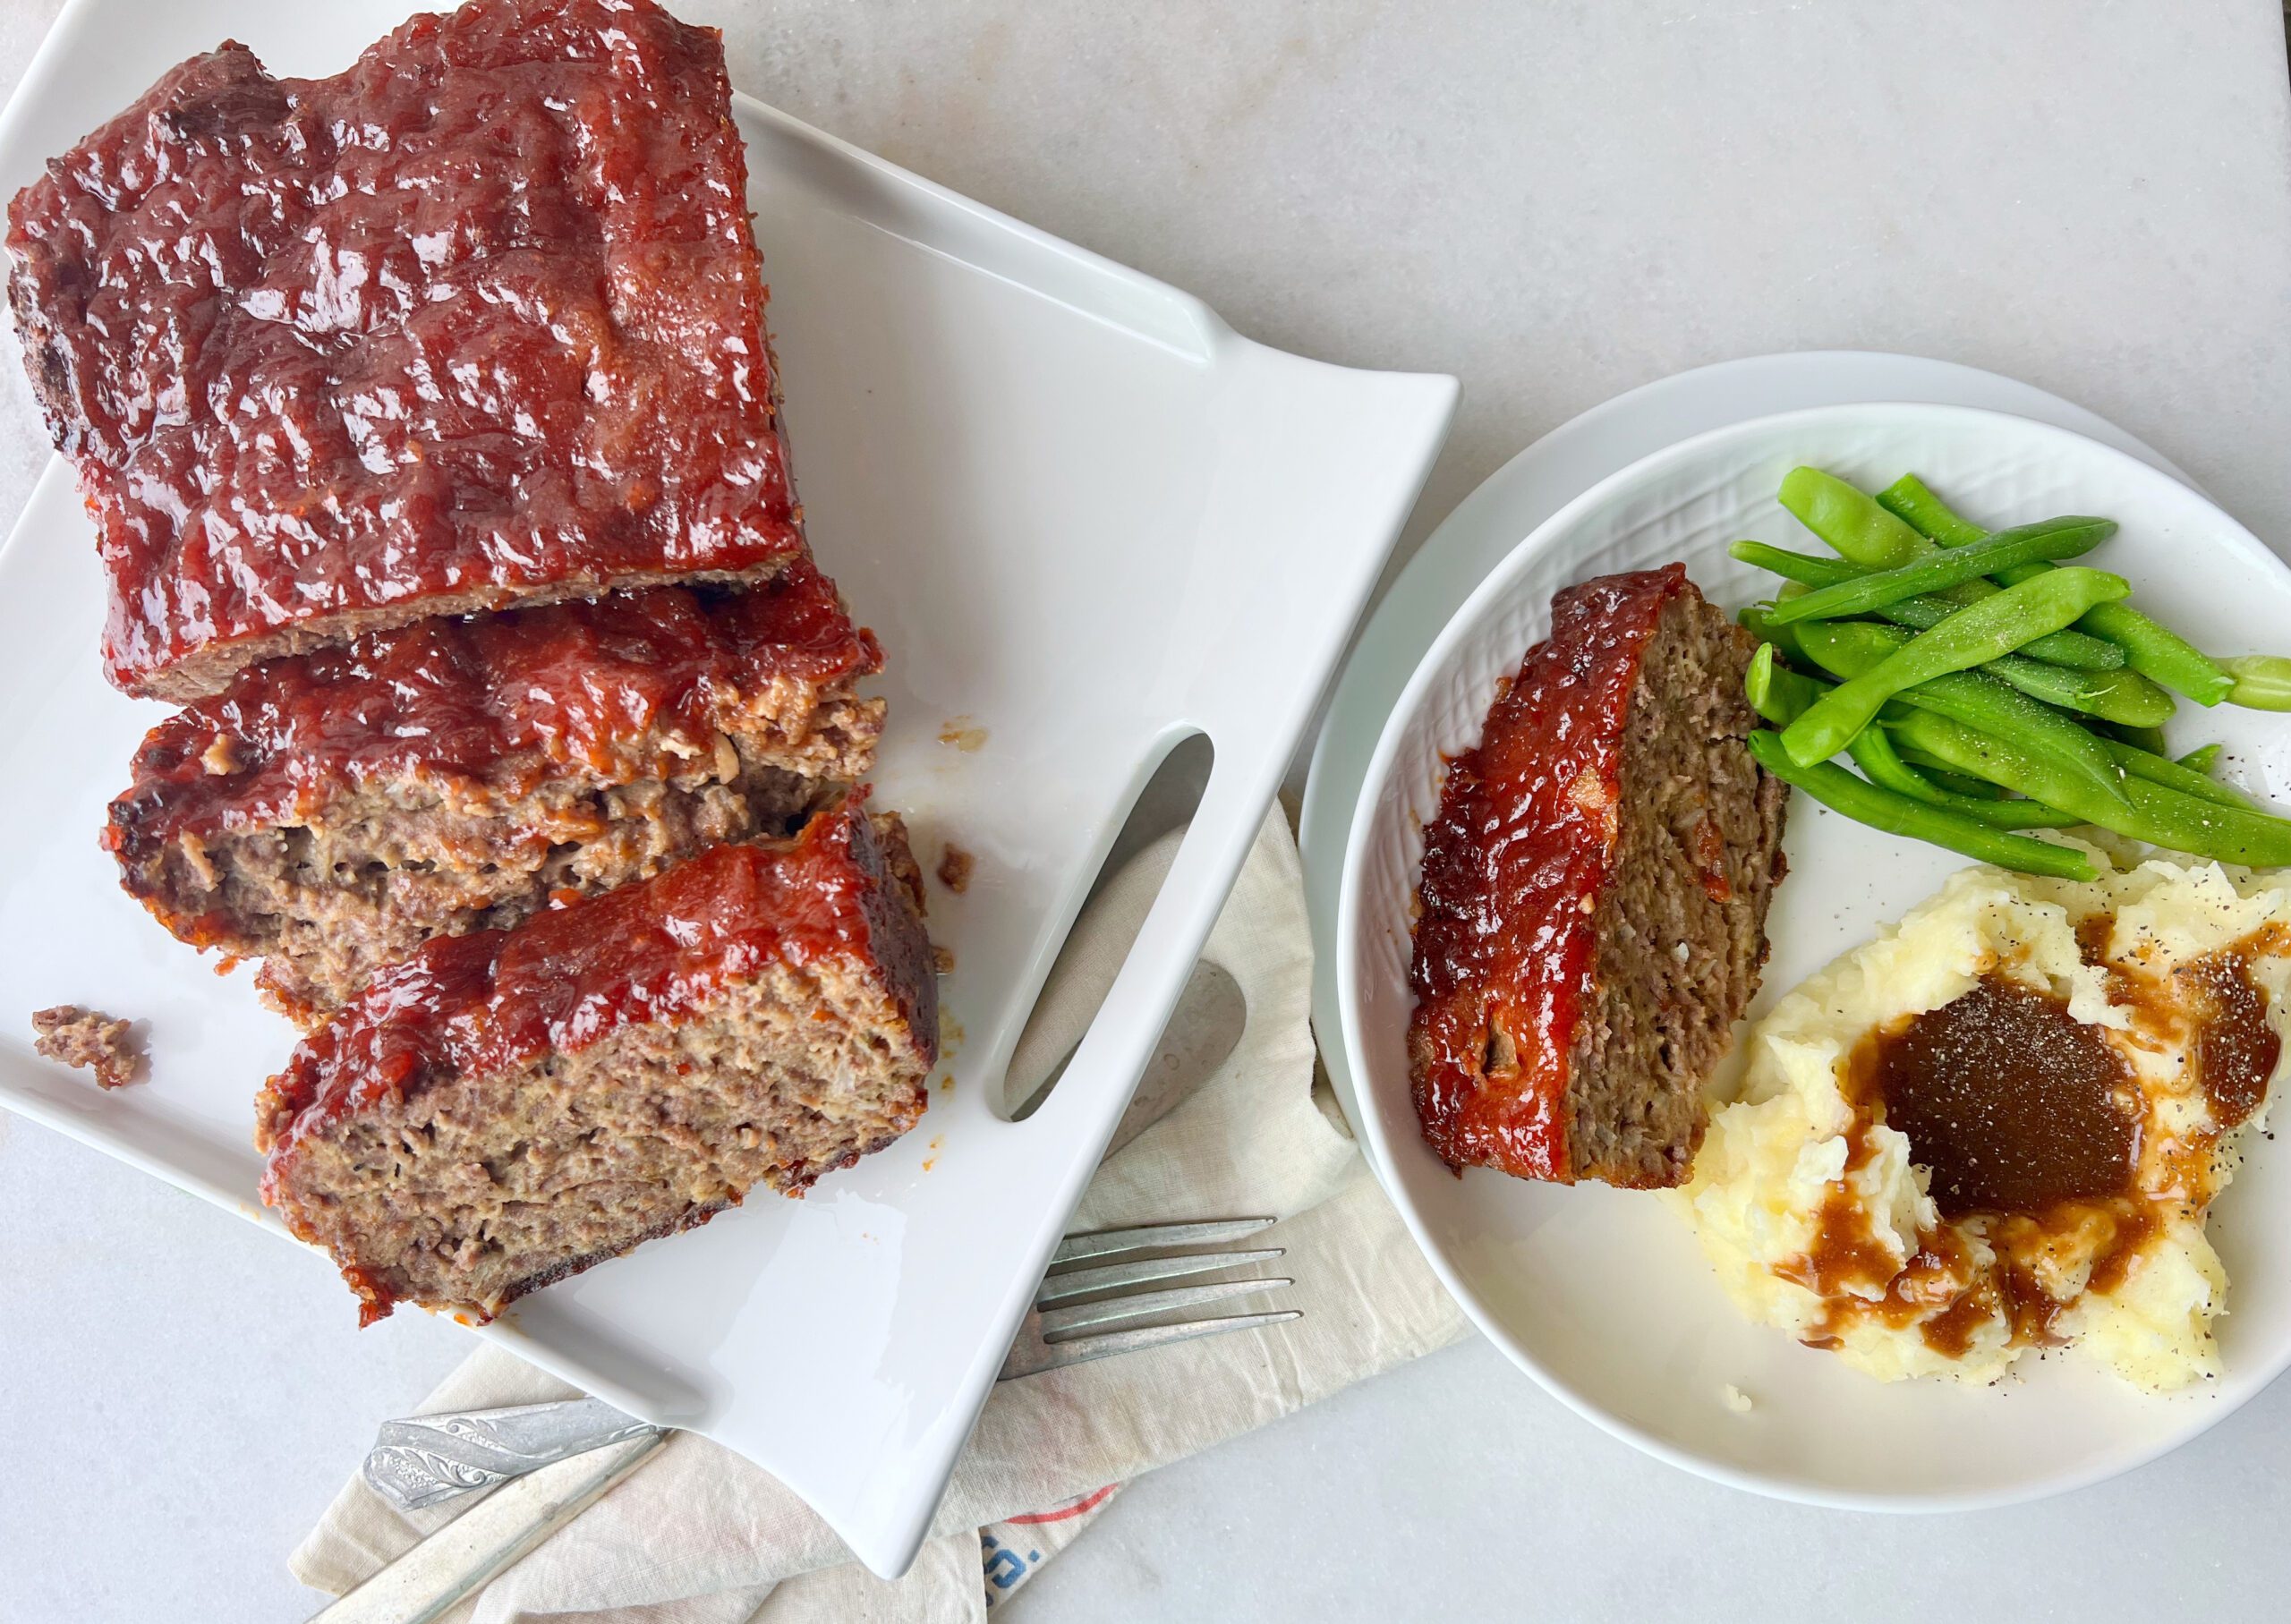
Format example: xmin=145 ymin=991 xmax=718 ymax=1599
xmin=290 ymin=807 xmax=1469 ymax=1621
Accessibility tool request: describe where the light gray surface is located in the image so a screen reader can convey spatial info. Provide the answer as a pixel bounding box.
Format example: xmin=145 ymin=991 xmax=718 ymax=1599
xmin=1 ymin=2 xmax=2287 ymax=1620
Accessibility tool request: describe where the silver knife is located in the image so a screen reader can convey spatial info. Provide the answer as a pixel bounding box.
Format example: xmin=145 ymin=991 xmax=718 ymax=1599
xmin=362 ymin=1397 xmax=662 ymax=1513
xmin=309 ymin=1431 xmax=668 ymax=1624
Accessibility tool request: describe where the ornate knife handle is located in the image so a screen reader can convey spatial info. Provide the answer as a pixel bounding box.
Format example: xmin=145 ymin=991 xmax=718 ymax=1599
xmin=361 ymin=1398 xmax=663 ymax=1514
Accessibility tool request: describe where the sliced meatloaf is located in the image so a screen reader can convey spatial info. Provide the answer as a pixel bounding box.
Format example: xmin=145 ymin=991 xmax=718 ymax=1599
xmin=258 ymin=796 xmax=937 ymax=1326
xmin=6 ymin=0 xmax=805 ymax=699
xmin=106 ymin=565 xmax=881 ymax=1020
xmin=1409 ymin=565 xmax=1789 ymax=1189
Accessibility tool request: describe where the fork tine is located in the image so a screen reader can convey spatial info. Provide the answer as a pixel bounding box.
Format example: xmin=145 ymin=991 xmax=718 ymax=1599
xmin=1035 ymin=1247 xmax=1283 ymax=1306
xmin=1049 ymin=1217 xmax=1276 ymax=1266
xmin=1021 ymin=1310 xmax=1304 ymax=1375
xmin=1038 ymin=1275 xmax=1292 ymax=1338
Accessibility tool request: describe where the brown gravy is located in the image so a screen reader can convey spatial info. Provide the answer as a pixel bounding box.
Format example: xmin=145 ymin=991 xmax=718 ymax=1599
xmin=2184 ymin=948 xmax=2279 ymax=1129
xmin=1849 ymin=976 xmax=2138 ymax=1220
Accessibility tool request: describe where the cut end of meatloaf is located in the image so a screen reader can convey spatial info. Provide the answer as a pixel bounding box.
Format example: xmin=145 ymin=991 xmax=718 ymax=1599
xmin=106 ymin=568 xmax=883 ymax=1019
xmin=5 ymin=0 xmax=805 ymax=699
xmin=258 ymin=796 xmax=938 ymax=1326
xmin=1407 ymin=565 xmax=1788 ymax=1190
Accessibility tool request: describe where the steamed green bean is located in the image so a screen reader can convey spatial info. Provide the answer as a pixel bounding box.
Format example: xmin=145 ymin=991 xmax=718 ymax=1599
xmin=1763 ymin=518 xmax=2115 ymax=625
xmin=1873 ymin=472 xmax=2233 ymax=704
xmin=1876 ymin=473 xmax=1988 ymax=547
xmin=1844 ymin=725 xmax=2079 ymax=829
xmin=1746 ymin=732 xmax=2095 ymax=880
xmin=1725 ymin=540 xmax=2124 ymax=668
xmin=2099 ymin=736 xmax=2253 ymax=812
xmin=1779 ymin=569 xmax=2132 ymax=772
xmin=2223 ymin=656 xmax=2291 ymax=710
xmin=1980 ymin=655 xmax=2176 ymax=728
xmin=1778 ymin=467 xmax=1930 ymax=567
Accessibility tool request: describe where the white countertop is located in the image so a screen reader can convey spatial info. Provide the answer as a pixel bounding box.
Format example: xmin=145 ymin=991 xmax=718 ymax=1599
xmin=4 ymin=2 xmax=2290 ymax=1619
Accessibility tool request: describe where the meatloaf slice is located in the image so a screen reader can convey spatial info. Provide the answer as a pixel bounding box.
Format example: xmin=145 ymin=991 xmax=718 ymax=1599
xmin=258 ymin=796 xmax=937 ymax=1326
xmin=6 ymin=0 xmax=804 ymax=699
xmin=1409 ymin=565 xmax=1788 ymax=1189
xmin=106 ymin=564 xmax=881 ymax=1020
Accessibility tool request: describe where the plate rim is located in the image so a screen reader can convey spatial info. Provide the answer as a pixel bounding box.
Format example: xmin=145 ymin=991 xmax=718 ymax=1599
xmin=1333 ymin=396 xmax=2291 ymax=1513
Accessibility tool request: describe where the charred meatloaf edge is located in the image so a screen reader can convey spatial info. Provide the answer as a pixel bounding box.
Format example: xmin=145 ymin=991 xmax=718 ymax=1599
xmin=106 ymin=566 xmax=884 ymax=1018
xmin=6 ymin=0 xmax=806 ymax=700
xmin=1407 ymin=565 xmax=1788 ymax=1189
xmin=258 ymin=795 xmax=937 ymax=1325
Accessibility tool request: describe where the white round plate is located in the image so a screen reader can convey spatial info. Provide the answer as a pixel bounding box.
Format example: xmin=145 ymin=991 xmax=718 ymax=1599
xmin=1335 ymin=401 xmax=2291 ymax=1509
xmin=1301 ymin=352 xmax=2195 ymax=1141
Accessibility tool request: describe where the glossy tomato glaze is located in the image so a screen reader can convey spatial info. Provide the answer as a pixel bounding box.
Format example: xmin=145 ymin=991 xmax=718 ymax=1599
xmin=1408 ymin=565 xmax=1689 ymax=1181
xmin=104 ymin=562 xmax=876 ymax=865
xmin=256 ymin=797 xmax=937 ymax=1181
xmin=6 ymin=0 xmax=803 ymax=695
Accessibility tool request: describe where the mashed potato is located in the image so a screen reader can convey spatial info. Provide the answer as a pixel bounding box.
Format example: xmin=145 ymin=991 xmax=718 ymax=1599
xmin=1669 ymin=859 xmax=2291 ymax=1390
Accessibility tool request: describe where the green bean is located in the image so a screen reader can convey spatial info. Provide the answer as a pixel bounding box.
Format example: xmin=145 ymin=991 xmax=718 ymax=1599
xmin=1726 ymin=540 xmax=2124 ymax=668
xmin=1981 ymin=654 xmax=2176 ymax=728
xmin=1737 ymin=602 xmax=1809 ymax=664
xmin=1894 ymin=749 xmax=2005 ymax=797
xmin=1890 ymin=710 xmax=2291 ymax=864
xmin=1876 ymin=473 xmax=2235 ymax=704
xmin=1793 ymin=619 xmax=2131 ymax=803
xmin=1778 ymin=467 xmax=1931 ymax=567
xmin=2070 ymin=602 xmax=2233 ymax=706
xmin=1796 ymin=627 xmax=2134 ymax=815
xmin=1745 ymin=732 xmax=2095 ymax=879
xmin=1845 ymin=725 xmax=2080 ymax=828
xmin=1728 ymin=540 xmax=1861 ymax=586
xmin=2116 ymin=776 xmax=2291 ymax=866
xmin=1882 ymin=709 xmax=2117 ymax=822
xmin=2222 ymin=656 xmax=2291 ymax=710
xmin=1743 ymin=642 xmax=1830 ymax=727
xmin=2178 ymin=743 xmax=2224 ymax=775
xmin=2105 ymin=722 xmax=2170 ymax=757
xmin=2098 ymin=736 xmax=2253 ymax=812
xmin=1755 ymin=638 xmax=2070 ymax=829
xmin=1763 ymin=518 xmax=2116 ymax=625
xmin=1879 ymin=594 xmax=2123 ymax=669
xmin=1780 ymin=570 xmax=2133 ymax=774
xmin=1877 ymin=473 xmax=1989 ymax=547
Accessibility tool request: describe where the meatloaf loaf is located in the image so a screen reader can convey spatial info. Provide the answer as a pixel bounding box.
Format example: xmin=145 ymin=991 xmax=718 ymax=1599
xmin=106 ymin=564 xmax=881 ymax=1020
xmin=6 ymin=0 xmax=805 ymax=699
xmin=1409 ymin=565 xmax=1788 ymax=1188
xmin=259 ymin=796 xmax=937 ymax=1326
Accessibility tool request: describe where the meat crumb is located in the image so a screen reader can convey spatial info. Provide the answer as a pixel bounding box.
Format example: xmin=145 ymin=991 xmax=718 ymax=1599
xmin=936 ymin=843 xmax=975 ymax=894
xmin=31 ymin=1005 xmax=145 ymax=1089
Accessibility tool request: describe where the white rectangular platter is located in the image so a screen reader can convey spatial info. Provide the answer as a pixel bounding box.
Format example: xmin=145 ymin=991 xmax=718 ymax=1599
xmin=0 ymin=0 xmax=1456 ymax=1576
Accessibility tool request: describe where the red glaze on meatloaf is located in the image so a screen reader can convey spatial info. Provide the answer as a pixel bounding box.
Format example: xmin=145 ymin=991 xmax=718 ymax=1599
xmin=105 ymin=564 xmax=883 ymax=1016
xmin=1408 ymin=565 xmax=1784 ymax=1187
xmin=7 ymin=0 xmax=805 ymax=698
xmin=259 ymin=796 xmax=938 ymax=1324
xmin=108 ymin=563 xmax=876 ymax=863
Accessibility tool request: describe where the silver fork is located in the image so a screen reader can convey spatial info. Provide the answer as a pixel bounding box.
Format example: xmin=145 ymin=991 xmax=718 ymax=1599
xmin=361 ymin=1217 xmax=1300 ymax=1514
xmin=999 ymin=1214 xmax=1298 ymax=1379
